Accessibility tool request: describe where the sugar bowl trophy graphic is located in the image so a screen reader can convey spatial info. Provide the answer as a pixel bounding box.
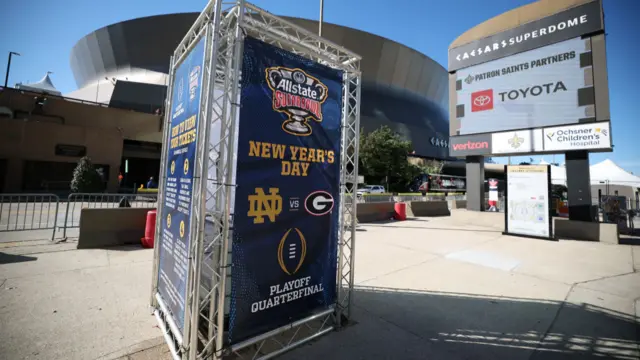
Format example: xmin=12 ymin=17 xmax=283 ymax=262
xmin=266 ymin=67 xmax=328 ymax=136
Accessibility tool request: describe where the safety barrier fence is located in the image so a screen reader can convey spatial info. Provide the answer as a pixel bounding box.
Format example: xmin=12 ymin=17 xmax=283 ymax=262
xmin=61 ymin=193 xmax=158 ymax=238
xmin=0 ymin=193 xmax=60 ymax=240
xmin=356 ymin=193 xmax=467 ymax=203
xmin=2 ymin=192 xmax=536 ymax=241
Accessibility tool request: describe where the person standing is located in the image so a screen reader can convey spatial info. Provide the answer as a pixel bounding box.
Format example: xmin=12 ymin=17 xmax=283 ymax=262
xmin=146 ymin=176 xmax=157 ymax=189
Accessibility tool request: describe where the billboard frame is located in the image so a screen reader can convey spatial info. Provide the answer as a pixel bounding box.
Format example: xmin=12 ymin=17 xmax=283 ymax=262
xmin=447 ymin=1 xmax=610 ymax=152
xmin=150 ymin=1 xmax=362 ymax=359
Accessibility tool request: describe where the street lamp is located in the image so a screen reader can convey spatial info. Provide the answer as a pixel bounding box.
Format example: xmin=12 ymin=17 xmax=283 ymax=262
xmin=4 ymin=51 xmax=21 ymax=87
xmin=319 ymin=0 xmax=324 ymax=36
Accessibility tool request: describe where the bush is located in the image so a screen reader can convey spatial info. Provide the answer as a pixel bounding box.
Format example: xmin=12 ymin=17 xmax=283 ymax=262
xmin=359 ymin=126 xmax=420 ymax=192
xmin=70 ymin=156 xmax=103 ymax=193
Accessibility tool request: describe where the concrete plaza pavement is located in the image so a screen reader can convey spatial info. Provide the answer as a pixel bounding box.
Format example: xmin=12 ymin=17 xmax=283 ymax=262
xmin=0 ymin=210 xmax=638 ymax=359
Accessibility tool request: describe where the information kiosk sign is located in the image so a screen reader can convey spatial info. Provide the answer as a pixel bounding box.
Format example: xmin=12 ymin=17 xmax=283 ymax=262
xmin=504 ymin=165 xmax=553 ymax=239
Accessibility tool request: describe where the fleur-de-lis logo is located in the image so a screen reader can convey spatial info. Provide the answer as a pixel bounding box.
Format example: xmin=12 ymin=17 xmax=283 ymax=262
xmin=508 ymin=133 xmax=524 ymax=149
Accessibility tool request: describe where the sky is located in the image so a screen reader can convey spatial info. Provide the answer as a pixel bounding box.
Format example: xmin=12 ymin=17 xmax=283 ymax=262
xmin=1 ymin=0 xmax=639 ymax=172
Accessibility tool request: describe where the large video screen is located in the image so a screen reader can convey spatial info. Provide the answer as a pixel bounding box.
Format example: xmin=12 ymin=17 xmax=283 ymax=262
xmin=453 ymin=37 xmax=594 ymax=136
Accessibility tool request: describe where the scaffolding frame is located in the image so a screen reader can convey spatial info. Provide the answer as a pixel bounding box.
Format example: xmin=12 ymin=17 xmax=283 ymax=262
xmin=151 ymin=1 xmax=361 ymax=359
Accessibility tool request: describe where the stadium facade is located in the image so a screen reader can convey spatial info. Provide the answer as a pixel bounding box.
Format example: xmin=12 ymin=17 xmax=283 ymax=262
xmin=0 ymin=13 xmax=454 ymax=193
xmin=67 ymin=13 xmax=451 ymax=159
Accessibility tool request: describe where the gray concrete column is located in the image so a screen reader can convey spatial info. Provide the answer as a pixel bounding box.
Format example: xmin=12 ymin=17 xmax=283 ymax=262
xmin=565 ymin=151 xmax=594 ymax=222
xmin=466 ymin=156 xmax=485 ymax=212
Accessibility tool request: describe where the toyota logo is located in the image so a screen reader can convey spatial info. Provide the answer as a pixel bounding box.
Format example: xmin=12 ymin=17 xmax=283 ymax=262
xmin=304 ymin=191 xmax=334 ymax=216
xmin=473 ymin=95 xmax=491 ymax=106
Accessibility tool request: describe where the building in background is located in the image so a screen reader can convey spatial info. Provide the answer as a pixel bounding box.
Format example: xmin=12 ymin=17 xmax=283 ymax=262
xmin=0 ymin=85 xmax=161 ymax=193
xmin=1 ymin=13 xmax=454 ymax=193
xmin=67 ymin=13 xmax=452 ymax=158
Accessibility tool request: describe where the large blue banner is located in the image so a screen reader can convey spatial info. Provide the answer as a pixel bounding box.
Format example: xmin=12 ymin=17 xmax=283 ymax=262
xmin=229 ymin=37 xmax=344 ymax=343
xmin=157 ymin=36 xmax=206 ymax=333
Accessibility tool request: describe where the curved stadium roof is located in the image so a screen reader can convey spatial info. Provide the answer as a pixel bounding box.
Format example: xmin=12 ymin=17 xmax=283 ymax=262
xmin=68 ymin=13 xmax=451 ymax=159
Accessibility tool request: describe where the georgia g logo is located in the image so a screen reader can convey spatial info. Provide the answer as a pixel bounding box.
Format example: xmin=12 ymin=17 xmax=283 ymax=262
xmin=304 ymin=190 xmax=334 ymax=216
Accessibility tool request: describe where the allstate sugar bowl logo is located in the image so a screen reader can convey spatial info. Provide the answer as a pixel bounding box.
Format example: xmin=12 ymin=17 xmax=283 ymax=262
xmin=189 ymin=65 xmax=201 ymax=102
xmin=265 ymin=67 xmax=328 ymax=136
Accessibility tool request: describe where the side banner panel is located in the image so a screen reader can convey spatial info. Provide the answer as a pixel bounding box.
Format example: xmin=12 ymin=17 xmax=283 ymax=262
xmin=229 ymin=37 xmax=343 ymax=343
xmin=157 ymin=36 xmax=206 ymax=333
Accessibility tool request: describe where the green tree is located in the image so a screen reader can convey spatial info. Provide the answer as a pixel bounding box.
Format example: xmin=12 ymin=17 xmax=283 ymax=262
xmin=70 ymin=156 xmax=103 ymax=193
xmin=419 ymin=159 xmax=444 ymax=175
xmin=359 ymin=126 xmax=420 ymax=192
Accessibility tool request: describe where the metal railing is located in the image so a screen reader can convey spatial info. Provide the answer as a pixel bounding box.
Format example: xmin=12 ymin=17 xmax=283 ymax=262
xmin=356 ymin=193 xmax=467 ymax=203
xmin=61 ymin=193 xmax=158 ymax=238
xmin=0 ymin=193 xmax=60 ymax=240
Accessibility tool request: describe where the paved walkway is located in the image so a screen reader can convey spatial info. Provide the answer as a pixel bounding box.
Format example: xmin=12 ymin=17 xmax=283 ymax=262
xmin=0 ymin=211 xmax=638 ymax=359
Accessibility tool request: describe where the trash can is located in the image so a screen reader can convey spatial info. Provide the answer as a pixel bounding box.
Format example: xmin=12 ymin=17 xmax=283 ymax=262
xmin=394 ymin=202 xmax=407 ymax=221
xmin=141 ymin=210 xmax=157 ymax=248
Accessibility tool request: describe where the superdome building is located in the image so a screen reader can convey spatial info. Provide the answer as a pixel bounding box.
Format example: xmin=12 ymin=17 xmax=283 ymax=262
xmin=66 ymin=13 xmax=450 ymax=159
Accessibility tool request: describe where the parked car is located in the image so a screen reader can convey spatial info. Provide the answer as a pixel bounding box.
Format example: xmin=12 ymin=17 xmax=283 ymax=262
xmin=356 ymin=185 xmax=385 ymax=196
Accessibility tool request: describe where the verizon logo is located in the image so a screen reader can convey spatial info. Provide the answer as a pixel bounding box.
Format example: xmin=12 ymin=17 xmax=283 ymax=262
xmin=452 ymin=141 xmax=489 ymax=151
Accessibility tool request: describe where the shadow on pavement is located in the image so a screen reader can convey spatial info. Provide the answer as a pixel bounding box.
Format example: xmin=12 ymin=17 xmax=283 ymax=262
xmin=365 ymin=223 xmax=501 ymax=233
xmin=283 ymin=286 xmax=639 ymax=360
xmin=0 ymin=252 xmax=37 ymax=265
xmin=619 ymin=236 xmax=640 ymax=246
xmin=106 ymin=245 xmax=149 ymax=252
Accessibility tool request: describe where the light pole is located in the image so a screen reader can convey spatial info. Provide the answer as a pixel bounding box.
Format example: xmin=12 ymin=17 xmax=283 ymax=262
xmin=4 ymin=51 xmax=21 ymax=87
xmin=319 ymin=0 xmax=324 ymax=36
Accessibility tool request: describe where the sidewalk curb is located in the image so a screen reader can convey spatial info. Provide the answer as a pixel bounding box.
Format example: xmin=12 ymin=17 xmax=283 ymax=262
xmin=95 ymin=336 xmax=166 ymax=360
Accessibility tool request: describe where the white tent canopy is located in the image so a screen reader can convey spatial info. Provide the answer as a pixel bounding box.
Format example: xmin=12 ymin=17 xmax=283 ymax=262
xmin=16 ymin=72 xmax=61 ymax=96
xmin=549 ymin=164 xmax=566 ymax=185
xmin=589 ymin=159 xmax=640 ymax=188
xmin=535 ymin=158 xmax=566 ymax=185
xmin=547 ymin=159 xmax=640 ymax=188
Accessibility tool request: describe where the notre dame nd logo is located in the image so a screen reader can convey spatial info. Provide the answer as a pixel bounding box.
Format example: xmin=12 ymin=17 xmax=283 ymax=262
xmin=248 ymin=188 xmax=282 ymax=224
xmin=278 ymin=228 xmax=307 ymax=275
xmin=265 ymin=67 xmax=328 ymax=136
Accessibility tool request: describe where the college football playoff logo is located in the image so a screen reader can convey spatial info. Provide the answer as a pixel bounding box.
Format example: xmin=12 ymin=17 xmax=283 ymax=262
xmin=177 ymin=77 xmax=184 ymax=103
xmin=266 ymin=67 xmax=328 ymax=136
xmin=277 ymin=228 xmax=307 ymax=275
xmin=304 ymin=190 xmax=334 ymax=216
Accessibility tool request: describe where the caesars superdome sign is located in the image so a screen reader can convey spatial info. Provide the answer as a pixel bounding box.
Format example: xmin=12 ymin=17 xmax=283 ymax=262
xmin=448 ymin=0 xmax=603 ymax=71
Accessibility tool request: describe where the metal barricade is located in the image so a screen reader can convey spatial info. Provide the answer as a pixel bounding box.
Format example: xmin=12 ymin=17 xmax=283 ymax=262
xmin=62 ymin=193 xmax=158 ymax=238
xmin=0 ymin=193 xmax=60 ymax=240
xmin=357 ymin=193 xmax=466 ymax=203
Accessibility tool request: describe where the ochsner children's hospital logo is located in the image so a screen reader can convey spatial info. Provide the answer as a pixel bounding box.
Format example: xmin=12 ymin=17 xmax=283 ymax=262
xmin=266 ymin=67 xmax=329 ymax=136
